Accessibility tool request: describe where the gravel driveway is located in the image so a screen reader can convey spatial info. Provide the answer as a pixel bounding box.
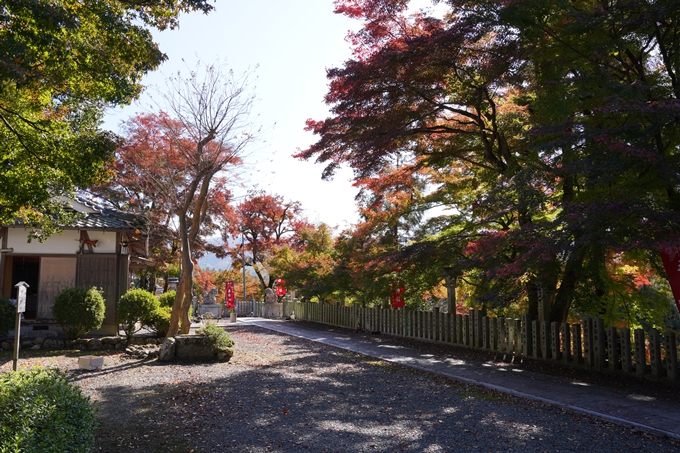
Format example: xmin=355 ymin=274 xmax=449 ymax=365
xmin=1 ymin=324 xmax=679 ymax=453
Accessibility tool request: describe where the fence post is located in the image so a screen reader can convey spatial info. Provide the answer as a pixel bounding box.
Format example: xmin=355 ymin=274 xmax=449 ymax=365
xmin=665 ymin=331 xmax=678 ymax=381
xmin=531 ymin=320 xmax=540 ymax=359
xmin=540 ymin=321 xmax=550 ymax=359
xmin=489 ymin=317 xmax=497 ymax=352
xmin=443 ymin=312 xmax=450 ymax=343
xmin=508 ymin=319 xmax=516 ymax=355
xmin=470 ymin=310 xmax=477 ymax=347
xmin=607 ymin=326 xmax=620 ymax=371
xmin=620 ymin=327 xmax=632 ymax=374
xmin=561 ymin=322 xmax=571 ymax=363
xmin=462 ymin=315 xmax=470 ymax=346
xmin=593 ymin=317 xmax=606 ymax=371
xmin=634 ymin=329 xmax=646 ymax=376
xmin=649 ymin=328 xmax=663 ymax=378
xmin=497 ymin=317 xmax=506 ymax=353
xmin=521 ymin=314 xmax=532 ymax=358
xmin=551 ymin=322 xmax=561 ymax=361
xmin=456 ymin=314 xmax=463 ymax=344
xmin=572 ymin=323 xmax=583 ymax=364
xmin=513 ymin=319 xmax=521 ymax=355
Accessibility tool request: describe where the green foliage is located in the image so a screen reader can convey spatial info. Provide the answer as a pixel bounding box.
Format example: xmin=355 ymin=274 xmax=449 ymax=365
xmin=0 ymin=0 xmax=214 ymax=233
xmin=299 ymin=0 xmax=680 ymax=325
xmin=0 ymin=297 xmax=14 ymax=338
xmin=0 ymin=368 xmax=97 ymax=453
xmin=52 ymin=287 xmax=106 ymax=340
xmin=159 ymin=290 xmax=177 ymax=308
xmin=146 ymin=305 xmax=172 ymax=337
xmin=197 ymin=323 xmax=235 ymax=354
xmin=117 ymin=289 xmax=159 ymax=340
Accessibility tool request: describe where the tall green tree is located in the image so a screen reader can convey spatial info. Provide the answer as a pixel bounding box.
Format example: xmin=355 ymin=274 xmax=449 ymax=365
xmin=0 ymin=0 xmax=213 ymax=236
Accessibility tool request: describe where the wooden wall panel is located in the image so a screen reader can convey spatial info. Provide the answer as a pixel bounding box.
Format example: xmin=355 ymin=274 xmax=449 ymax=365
xmin=37 ymin=257 xmax=77 ymax=320
xmin=77 ymin=255 xmax=118 ymax=325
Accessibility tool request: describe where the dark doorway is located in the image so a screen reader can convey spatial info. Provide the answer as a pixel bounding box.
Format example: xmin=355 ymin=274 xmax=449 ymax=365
xmin=12 ymin=256 xmax=39 ymax=319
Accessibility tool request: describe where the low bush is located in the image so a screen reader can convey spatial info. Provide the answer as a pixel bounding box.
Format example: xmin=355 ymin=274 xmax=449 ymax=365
xmin=159 ymin=290 xmax=176 ymax=308
xmin=117 ymin=289 xmax=159 ymax=341
xmin=146 ymin=305 xmax=172 ymax=337
xmin=52 ymin=287 xmax=106 ymax=340
xmin=0 ymin=296 xmax=14 ymax=338
xmin=197 ymin=323 xmax=235 ymax=355
xmin=0 ymin=368 xmax=97 ymax=453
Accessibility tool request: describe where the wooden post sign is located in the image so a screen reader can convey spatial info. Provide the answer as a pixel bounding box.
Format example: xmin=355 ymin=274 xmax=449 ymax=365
xmin=13 ymin=281 xmax=28 ymax=371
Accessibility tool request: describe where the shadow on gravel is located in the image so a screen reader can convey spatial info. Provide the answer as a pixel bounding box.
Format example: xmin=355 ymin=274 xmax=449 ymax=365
xmin=89 ymin=326 xmax=680 ymax=453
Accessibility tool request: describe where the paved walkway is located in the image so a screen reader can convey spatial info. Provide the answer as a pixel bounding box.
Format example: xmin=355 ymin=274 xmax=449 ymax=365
xmin=220 ymin=317 xmax=680 ymax=440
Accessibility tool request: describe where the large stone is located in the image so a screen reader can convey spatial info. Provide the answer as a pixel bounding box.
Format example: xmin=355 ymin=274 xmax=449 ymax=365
xmin=263 ymin=303 xmax=282 ymax=319
xmin=21 ymin=330 xmax=58 ymax=339
xmin=175 ymin=334 xmax=214 ymax=360
xmin=42 ymin=338 xmax=66 ymax=349
xmin=159 ymin=337 xmax=176 ymax=361
xmin=217 ymin=348 xmax=233 ymax=362
xmin=72 ymin=339 xmax=89 ymax=350
xmin=197 ymin=303 xmax=223 ymax=319
xmin=101 ymin=336 xmax=123 ymax=345
xmin=78 ymin=356 xmax=104 ymax=371
xmin=86 ymin=338 xmax=103 ymax=350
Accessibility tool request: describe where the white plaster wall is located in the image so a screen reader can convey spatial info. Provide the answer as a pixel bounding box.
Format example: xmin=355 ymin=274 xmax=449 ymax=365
xmin=8 ymin=228 xmax=117 ymax=254
xmin=86 ymin=231 xmax=117 ymax=253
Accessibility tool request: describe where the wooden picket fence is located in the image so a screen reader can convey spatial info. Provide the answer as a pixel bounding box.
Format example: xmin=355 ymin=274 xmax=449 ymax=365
xmin=281 ymin=300 xmax=680 ymax=381
xmin=235 ymin=300 xmax=265 ymax=317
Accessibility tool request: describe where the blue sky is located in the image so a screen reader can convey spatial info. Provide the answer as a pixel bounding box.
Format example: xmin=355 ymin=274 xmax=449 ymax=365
xmin=104 ymin=0 xmax=362 ymax=230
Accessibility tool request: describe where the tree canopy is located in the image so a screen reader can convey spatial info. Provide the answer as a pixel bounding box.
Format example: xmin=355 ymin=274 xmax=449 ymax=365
xmin=298 ymin=0 xmax=680 ymax=326
xmin=223 ymin=191 xmax=309 ymax=295
xmin=0 ymin=0 xmax=213 ymax=235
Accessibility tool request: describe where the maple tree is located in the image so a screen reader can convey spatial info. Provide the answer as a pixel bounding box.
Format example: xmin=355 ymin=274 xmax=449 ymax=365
xmin=0 ymin=0 xmax=213 ymax=236
xmin=299 ymin=0 xmax=680 ymax=325
xmin=269 ymin=223 xmax=342 ymax=303
xmin=223 ymin=191 xmax=309 ymax=295
xmin=96 ymin=63 xmax=257 ymax=335
xmin=90 ymin=112 xmax=236 ymax=293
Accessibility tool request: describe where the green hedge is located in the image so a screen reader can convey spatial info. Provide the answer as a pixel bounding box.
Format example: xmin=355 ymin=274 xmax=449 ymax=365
xmin=117 ymin=289 xmax=159 ymax=341
xmin=146 ymin=305 xmax=172 ymax=337
xmin=0 ymin=368 xmax=97 ymax=453
xmin=159 ymin=290 xmax=176 ymax=308
xmin=0 ymin=297 xmax=14 ymax=338
xmin=52 ymin=287 xmax=106 ymax=340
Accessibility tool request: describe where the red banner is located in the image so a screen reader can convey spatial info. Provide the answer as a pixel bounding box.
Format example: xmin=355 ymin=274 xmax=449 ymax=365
xmin=391 ymin=284 xmax=405 ymax=308
xmin=275 ymin=278 xmax=287 ymax=297
xmin=225 ymin=281 xmax=235 ymax=309
xmin=660 ymin=248 xmax=680 ymax=313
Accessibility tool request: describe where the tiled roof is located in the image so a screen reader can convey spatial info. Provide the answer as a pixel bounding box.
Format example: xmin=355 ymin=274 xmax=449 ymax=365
xmin=74 ymin=196 xmax=147 ymax=231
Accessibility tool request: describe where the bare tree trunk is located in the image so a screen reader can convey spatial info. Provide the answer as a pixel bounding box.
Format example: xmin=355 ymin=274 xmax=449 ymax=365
xmin=168 ymin=213 xmax=195 ymax=336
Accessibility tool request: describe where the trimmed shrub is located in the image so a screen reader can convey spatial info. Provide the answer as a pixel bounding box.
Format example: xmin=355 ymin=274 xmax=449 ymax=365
xmin=0 ymin=296 xmax=14 ymax=338
xmin=117 ymin=289 xmax=159 ymax=341
xmin=0 ymin=368 xmax=97 ymax=453
xmin=52 ymin=287 xmax=106 ymax=340
xmin=159 ymin=290 xmax=176 ymax=308
xmin=146 ymin=305 xmax=171 ymax=337
xmin=197 ymin=323 xmax=235 ymax=355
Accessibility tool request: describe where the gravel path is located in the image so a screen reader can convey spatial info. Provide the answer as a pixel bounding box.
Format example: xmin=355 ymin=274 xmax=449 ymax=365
xmin=2 ymin=324 xmax=680 ymax=453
